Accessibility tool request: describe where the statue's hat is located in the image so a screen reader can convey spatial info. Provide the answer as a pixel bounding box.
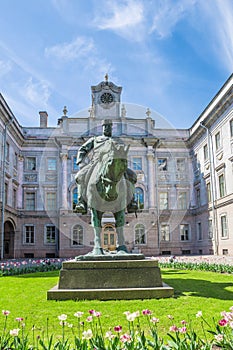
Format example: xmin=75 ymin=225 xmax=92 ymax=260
xmin=102 ymin=119 xmax=113 ymax=126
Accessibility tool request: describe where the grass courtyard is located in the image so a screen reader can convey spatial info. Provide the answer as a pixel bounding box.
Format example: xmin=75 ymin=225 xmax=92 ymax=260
xmin=0 ymin=268 xmax=233 ymax=343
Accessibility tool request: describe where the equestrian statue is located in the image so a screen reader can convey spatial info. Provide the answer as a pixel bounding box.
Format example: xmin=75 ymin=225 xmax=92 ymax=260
xmin=74 ymin=119 xmax=138 ymax=255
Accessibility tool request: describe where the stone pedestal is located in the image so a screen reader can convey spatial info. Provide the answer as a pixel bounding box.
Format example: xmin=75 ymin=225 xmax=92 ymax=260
xmin=47 ymin=258 xmax=174 ymax=300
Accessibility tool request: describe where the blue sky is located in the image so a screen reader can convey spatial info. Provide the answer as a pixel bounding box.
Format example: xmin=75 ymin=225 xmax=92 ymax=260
xmin=0 ymin=0 xmax=232 ymax=129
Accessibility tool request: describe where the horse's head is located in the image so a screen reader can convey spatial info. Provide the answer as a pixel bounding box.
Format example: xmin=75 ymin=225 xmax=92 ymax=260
xmin=99 ymin=141 xmax=129 ymax=202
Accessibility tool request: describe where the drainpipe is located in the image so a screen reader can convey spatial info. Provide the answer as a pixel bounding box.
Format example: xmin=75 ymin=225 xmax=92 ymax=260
xmin=200 ymin=122 xmax=219 ymax=255
xmin=1 ymin=117 xmax=13 ymax=260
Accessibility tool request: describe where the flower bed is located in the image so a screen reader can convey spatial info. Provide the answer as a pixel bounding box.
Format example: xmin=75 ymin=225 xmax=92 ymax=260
xmin=1 ymin=307 xmax=233 ymax=349
xmin=1 ymin=256 xmax=233 ymax=276
xmin=0 ymin=258 xmax=65 ymax=276
xmin=157 ymin=256 xmax=233 ymax=274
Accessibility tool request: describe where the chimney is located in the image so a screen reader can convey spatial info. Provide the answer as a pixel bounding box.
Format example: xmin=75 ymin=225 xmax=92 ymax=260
xmin=39 ymin=111 xmax=48 ymax=127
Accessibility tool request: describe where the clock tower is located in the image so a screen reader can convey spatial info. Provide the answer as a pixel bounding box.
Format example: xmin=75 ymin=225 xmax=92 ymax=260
xmin=91 ymin=74 xmax=122 ymax=121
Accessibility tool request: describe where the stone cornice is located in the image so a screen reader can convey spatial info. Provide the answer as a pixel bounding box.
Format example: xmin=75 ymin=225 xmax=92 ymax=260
xmin=91 ymin=81 xmax=122 ymax=94
xmin=188 ymin=78 xmax=233 ymax=147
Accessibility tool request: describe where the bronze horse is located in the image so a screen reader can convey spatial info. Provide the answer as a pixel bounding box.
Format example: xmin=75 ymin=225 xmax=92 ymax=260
xmin=85 ymin=140 xmax=130 ymax=255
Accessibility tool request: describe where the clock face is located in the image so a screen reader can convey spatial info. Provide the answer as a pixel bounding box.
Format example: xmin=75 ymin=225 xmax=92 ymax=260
xmin=100 ymin=92 xmax=114 ymax=104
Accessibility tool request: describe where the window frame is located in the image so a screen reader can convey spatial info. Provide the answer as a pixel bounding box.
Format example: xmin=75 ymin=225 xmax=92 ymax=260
xmin=218 ymin=173 xmax=225 ymax=198
xmin=176 ymin=158 xmax=186 ymax=172
xmin=230 ymin=119 xmax=233 ymax=138
xmin=134 ymin=223 xmax=146 ymax=245
xmin=180 ymin=224 xmax=190 ymax=241
xmin=220 ymin=214 xmax=228 ymax=239
xmin=159 ymin=191 xmax=169 ymax=210
xmin=25 ymin=191 xmax=36 ymax=210
xmin=45 ymin=192 xmax=57 ymax=211
xmin=71 ymin=224 xmax=84 ymax=247
xmin=134 ymin=187 xmax=144 ymax=209
xmin=160 ymin=224 xmax=170 ymax=241
xmin=215 ymin=131 xmax=221 ymax=151
xmin=25 ymin=157 xmax=36 ymax=171
xmin=177 ymin=191 xmax=187 ymax=210
xmin=44 ymin=225 xmax=56 ymax=245
xmin=208 ymin=219 xmax=213 ymax=240
xmin=203 ymin=144 xmax=208 ymax=161
xmin=158 ymin=158 xmax=167 ymax=171
xmin=13 ymin=152 xmax=18 ymax=169
xmin=206 ymin=182 xmax=212 ymax=203
xmin=47 ymin=157 xmax=57 ymax=172
xmin=23 ymin=224 xmax=35 ymax=245
xmin=197 ymin=222 xmax=202 ymax=241
xmin=132 ymin=157 xmax=142 ymax=171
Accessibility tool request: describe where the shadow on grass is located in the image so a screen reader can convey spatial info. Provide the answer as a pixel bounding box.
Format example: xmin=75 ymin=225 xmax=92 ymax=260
xmin=163 ymin=275 xmax=233 ymax=300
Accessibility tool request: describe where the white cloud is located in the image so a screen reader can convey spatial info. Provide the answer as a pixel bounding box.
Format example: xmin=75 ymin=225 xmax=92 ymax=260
xmin=44 ymin=36 xmax=116 ymax=83
xmin=97 ymin=0 xmax=143 ymax=30
xmin=94 ymin=0 xmax=145 ymax=42
xmin=198 ymin=0 xmax=233 ymax=72
xmin=23 ymin=77 xmax=51 ymax=108
xmin=45 ymin=37 xmax=95 ymax=61
xmin=150 ymin=0 xmax=197 ymax=38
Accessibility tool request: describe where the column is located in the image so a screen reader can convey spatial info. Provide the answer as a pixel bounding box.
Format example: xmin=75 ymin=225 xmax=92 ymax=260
xmin=60 ymin=152 xmax=68 ymax=209
xmin=147 ymin=146 xmax=156 ymax=208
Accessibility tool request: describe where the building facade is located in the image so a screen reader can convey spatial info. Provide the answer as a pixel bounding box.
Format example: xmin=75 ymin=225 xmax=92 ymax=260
xmin=0 ymin=74 xmax=233 ymax=259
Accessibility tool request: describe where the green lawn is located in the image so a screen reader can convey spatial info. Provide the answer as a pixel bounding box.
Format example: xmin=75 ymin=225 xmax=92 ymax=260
xmin=0 ymin=269 xmax=233 ymax=340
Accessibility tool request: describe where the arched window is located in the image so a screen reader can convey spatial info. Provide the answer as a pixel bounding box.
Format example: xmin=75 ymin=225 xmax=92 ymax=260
xmin=135 ymin=223 xmax=146 ymax=245
xmin=72 ymin=224 xmax=83 ymax=246
xmin=134 ymin=187 xmax=144 ymax=209
xmin=72 ymin=187 xmax=78 ymax=211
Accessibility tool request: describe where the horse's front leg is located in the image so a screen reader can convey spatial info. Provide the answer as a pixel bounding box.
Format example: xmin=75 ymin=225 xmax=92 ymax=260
xmin=114 ymin=210 xmax=128 ymax=253
xmin=91 ymin=208 xmax=104 ymax=255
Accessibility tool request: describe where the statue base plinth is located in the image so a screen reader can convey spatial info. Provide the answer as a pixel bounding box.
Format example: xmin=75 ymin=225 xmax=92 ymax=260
xmin=47 ymin=258 xmax=174 ymax=300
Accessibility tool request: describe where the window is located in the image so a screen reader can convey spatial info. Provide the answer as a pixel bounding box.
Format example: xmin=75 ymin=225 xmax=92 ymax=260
xmin=13 ymin=188 xmax=17 ymax=209
xmin=45 ymin=225 xmax=56 ymax=244
xmin=223 ymin=249 xmax=228 ymax=255
xmin=13 ymin=153 xmax=18 ymax=169
xmin=182 ymin=250 xmax=191 ymax=255
xmin=158 ymin=158 xmax=167 ymax=171
xmin=6 ymin=142 xmax=9 ymax=162
xmin=72 ymin=187 xmax=78 ymax=211
xmin=178 ymin=192 xmax=187 ymax=210
xmin=134 ymin=187 xmax=144 ymax=209
xmin=159 ymin=192 xmax=168 ymax=210
xmin=24 ymin=225 xmax=35 ymax=244
xmin=46 ymin=192 xmax=56 ymax=210
xmin=221 ymin=215 xmax=228 ymax=238
xmin=208 ymin=219 xmax=213 ymax=239
xmin=215 ymin=131 xmax=221 ymax=151
xmin=176 ymin=158 xmax=185 ymax=172
xmin=230 ymin=119 xmax=233 ymax=138
xmin=196 ymin=188 xmax=201 ymax=207
xmin=206 ymin=182 xmax=212 ymax=202
xmin=197 ymin=222 xmax=202 ymax=240
xmin=135 ymin=224 xmax=146 ymax=244
xmin=25 ymin=157 xmax=36 ymax=171
xmin=25 ymin=192 xmax=35 ymax=210
xmin=180 ymin=224 xmax=190 ymax=241
xmin=132 ymin=157 xmax=142 ymax=171
xmin=5 ymin=183 xmax=8 ymax=205
xmin=72 ymin=225 xmax=84 ymax=246
xmin=218 ymin=174 xmax=225 ymax=198
xmin=160 ymin=224 xmax=170 ymax=241
xmin=47 ymin=158 xmax=57 ymax=171
xmin=73 ymin=156 xmax=79 ymax=171
xmin=203 ymin=144 xmax=208 ymax=161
